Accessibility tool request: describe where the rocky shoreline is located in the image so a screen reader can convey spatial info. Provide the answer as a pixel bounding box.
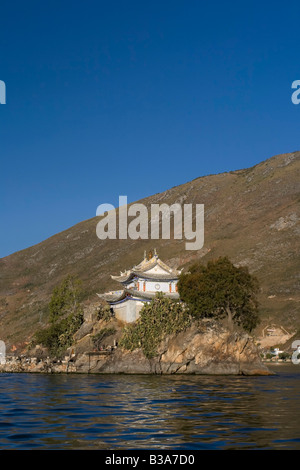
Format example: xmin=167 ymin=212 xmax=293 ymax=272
xmin=0 ymin=321 xmax=273 ymax=376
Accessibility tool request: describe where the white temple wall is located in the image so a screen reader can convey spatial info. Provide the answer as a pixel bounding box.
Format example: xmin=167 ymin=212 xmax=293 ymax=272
xmin=145 ymin=281 xmax=169 ymax=293
xmin=136 ymin=280 xmax=178 ymax=293
xmin=170 ymin=281 xmax=178 ymax=292
xmin=138 ymin=280 xmax=144 ymax=291
xmin=135 ymin=300 xmax=145 ymax=318
xmin=113 ymin=299 xmax=146 ymax=323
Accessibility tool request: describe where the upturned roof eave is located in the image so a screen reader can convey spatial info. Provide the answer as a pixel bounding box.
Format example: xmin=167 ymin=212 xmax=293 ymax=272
xmin=111 ymin=271 xmax=179 ymax=283
xmin=110 ymin=256 xmax=181 ymax=284
xmin=97 ymin=288 xmax=180 ymax=304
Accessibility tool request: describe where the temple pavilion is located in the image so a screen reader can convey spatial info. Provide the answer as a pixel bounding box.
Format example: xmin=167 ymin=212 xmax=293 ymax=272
xmin=97 ymin=250 xmax=181 ymax=323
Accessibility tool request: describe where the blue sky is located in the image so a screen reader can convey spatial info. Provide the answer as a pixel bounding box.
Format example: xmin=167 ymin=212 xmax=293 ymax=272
xmin=0 ymin=0 xmax=299 ymax=258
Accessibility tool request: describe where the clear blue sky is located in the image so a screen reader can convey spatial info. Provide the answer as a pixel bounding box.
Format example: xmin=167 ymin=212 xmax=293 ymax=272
xmin=1 ymin=0 xmax=299 ymax=258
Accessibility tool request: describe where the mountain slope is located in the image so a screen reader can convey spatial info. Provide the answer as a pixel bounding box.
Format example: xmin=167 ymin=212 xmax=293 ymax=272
xmin=0 ymin=151 xmax=299 ymax=351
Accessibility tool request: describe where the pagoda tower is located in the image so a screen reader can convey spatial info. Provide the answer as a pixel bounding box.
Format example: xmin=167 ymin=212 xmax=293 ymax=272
xmin=97 ymin=250 xmax=181 ymax=323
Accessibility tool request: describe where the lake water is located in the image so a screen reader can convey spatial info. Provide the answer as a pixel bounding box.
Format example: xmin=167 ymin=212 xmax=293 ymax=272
xmin=0 ymin=364 xmax=299 ymax=450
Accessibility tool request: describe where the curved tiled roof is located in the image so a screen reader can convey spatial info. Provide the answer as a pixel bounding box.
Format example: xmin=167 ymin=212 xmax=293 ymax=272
xmin=111 ymin=255 xmax=181 ymax=284
xmin=111 ymin=270 xmax=178 ymax=283
xmin=97 ymin=288 xmax=180 ymax=304
xmin=97 ymin=290 xmax=127 ymax=302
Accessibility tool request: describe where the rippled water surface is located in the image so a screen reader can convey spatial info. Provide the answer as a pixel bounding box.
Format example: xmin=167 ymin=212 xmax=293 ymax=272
xmin=0 ymin=364 xmax=299 ymax=449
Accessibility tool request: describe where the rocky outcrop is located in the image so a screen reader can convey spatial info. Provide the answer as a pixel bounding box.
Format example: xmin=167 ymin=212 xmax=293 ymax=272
xmin=0 ymin=321 xmax=272 ymax=375
xmin=0 ymin=355 xmax=76 ymax=373
xmin=74 ymin=321 xmax=272 ymax=376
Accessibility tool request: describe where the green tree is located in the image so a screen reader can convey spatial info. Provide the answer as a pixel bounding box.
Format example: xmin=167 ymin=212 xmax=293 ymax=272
xmin=49 ymin=275 xmax=82 ymax=324
xmin=35 ymin=275 xmax=84 ymax=356
xmin=120 ymin=293 xmax=190 ymax=358
xmin=177 ymin=257 xmax=260 ymax=332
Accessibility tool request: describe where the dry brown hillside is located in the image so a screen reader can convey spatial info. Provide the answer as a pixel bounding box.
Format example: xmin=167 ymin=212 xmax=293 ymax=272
xmin=0 ymin=151 xmax=299 ymax=351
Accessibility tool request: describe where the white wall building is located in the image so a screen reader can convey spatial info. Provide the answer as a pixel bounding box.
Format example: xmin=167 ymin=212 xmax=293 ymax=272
xmin=97 ymin=250 xmax=181 ymax=323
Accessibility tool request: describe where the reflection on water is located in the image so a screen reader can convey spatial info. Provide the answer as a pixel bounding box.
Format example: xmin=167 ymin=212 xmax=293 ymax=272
xmin=0 ymin=364 xmax=299 ymax=449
